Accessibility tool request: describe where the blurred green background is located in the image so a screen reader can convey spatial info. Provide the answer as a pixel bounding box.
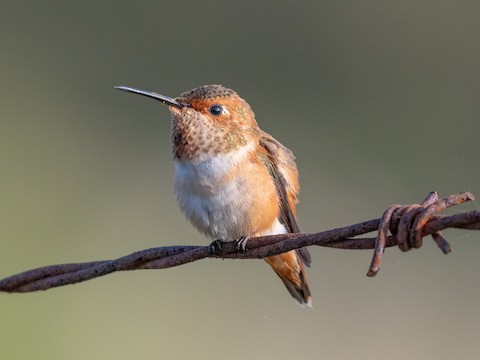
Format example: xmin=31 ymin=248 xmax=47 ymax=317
xmin=1 ymin=1 xmax=479 ymax=359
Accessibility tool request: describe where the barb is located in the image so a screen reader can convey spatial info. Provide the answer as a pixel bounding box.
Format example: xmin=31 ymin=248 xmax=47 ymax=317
xmin=367 ymin=191 xmax=475 ymax=276
xmin=1 ymin=192 xmax=478 ymax=293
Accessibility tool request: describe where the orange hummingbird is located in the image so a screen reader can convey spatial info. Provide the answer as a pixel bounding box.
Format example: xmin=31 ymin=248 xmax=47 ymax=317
xmin=115 ymin=84 xmax=312 ymax=306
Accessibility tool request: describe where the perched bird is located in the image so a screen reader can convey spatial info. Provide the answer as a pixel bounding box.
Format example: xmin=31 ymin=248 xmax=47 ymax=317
xmin=115 ymin=84 xmax=312 ymax=306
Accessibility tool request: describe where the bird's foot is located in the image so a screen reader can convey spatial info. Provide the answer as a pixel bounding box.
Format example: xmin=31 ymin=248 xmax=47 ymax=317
xmin=234 ymin=236 xmax=250 ymax=251
xmin=209 ymin=239 xmax=223 ymax=255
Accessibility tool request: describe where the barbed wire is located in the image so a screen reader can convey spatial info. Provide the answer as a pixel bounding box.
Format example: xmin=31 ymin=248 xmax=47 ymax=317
xmin=1 ymin=191 xmax=478 ymax=293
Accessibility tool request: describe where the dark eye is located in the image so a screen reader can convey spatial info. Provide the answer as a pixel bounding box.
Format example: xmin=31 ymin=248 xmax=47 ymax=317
xmin=209 ymin=104 xmax=223 ymax=116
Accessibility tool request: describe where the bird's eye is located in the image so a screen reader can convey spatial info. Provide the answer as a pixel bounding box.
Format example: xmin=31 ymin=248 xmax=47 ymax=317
xmin=209 ymin=104 xmax=223 ymax=116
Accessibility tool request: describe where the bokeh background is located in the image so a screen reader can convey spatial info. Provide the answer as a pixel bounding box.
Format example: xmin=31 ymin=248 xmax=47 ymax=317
xmin=1 ymin=1 xmax=479 ymax=359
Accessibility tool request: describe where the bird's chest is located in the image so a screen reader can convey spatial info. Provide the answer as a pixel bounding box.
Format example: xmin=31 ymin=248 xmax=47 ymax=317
xmin=173 ymin=150 xmax=277 ymax=240
xmin=175 ymin=156 xmax=243 ymax=209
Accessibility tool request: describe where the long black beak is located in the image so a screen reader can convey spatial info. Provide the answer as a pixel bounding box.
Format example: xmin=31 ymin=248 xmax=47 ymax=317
xmin=114 ymin=86 xmax=184 ymax=108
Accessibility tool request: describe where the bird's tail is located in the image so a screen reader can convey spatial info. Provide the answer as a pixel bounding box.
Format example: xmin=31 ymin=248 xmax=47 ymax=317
xmin=265 ymin=250 xmax=312 ymax=307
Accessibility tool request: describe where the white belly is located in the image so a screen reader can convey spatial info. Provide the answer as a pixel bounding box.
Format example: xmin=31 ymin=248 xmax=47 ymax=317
xmin=173 ymin=147 xmax=285 ymax=240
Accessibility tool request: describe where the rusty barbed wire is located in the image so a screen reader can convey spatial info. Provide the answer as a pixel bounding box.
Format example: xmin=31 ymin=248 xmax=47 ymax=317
xmin=0 ymin=192 xmax=478 ymax=293
xmin=366 ymin=191 xmax=474 ymax=276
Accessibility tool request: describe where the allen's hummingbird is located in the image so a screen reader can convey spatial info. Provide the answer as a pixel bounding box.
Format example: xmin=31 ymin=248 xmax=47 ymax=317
xmin=115 ymin=84 xmax=312 ymax=306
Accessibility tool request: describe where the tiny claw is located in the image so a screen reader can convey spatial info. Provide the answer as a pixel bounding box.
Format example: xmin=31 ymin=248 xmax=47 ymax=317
xmin=234 ymin=236 xmax=250 ymax=251
xmin=209 ymin=239 xmax=224 ymax=255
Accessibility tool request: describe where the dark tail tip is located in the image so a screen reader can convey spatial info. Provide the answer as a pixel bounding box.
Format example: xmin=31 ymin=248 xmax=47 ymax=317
xmin=279 ymin=271 xmax=312 ymax=307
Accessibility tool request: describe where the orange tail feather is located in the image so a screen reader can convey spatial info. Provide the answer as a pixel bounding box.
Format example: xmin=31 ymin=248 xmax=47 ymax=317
xmin=265 ymin=251 xmax=312 ymax=307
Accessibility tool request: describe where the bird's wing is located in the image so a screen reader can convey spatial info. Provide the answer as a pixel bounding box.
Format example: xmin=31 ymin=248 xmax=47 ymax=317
xmin=259 ymin=132 xmax=311 ymax=267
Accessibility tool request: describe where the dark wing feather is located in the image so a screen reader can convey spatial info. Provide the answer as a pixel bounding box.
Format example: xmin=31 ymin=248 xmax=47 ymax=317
xmin=259 ymin=134 xmax=311 ymax=267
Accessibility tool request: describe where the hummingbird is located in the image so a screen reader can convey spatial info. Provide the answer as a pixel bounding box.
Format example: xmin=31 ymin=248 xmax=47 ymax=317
xmin=115 ymin=84 xmax=312 ymax=306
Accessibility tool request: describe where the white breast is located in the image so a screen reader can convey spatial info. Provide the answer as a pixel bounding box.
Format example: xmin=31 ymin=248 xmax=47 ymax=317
xmin=174 ymin=144 xmax=271 ymax=240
